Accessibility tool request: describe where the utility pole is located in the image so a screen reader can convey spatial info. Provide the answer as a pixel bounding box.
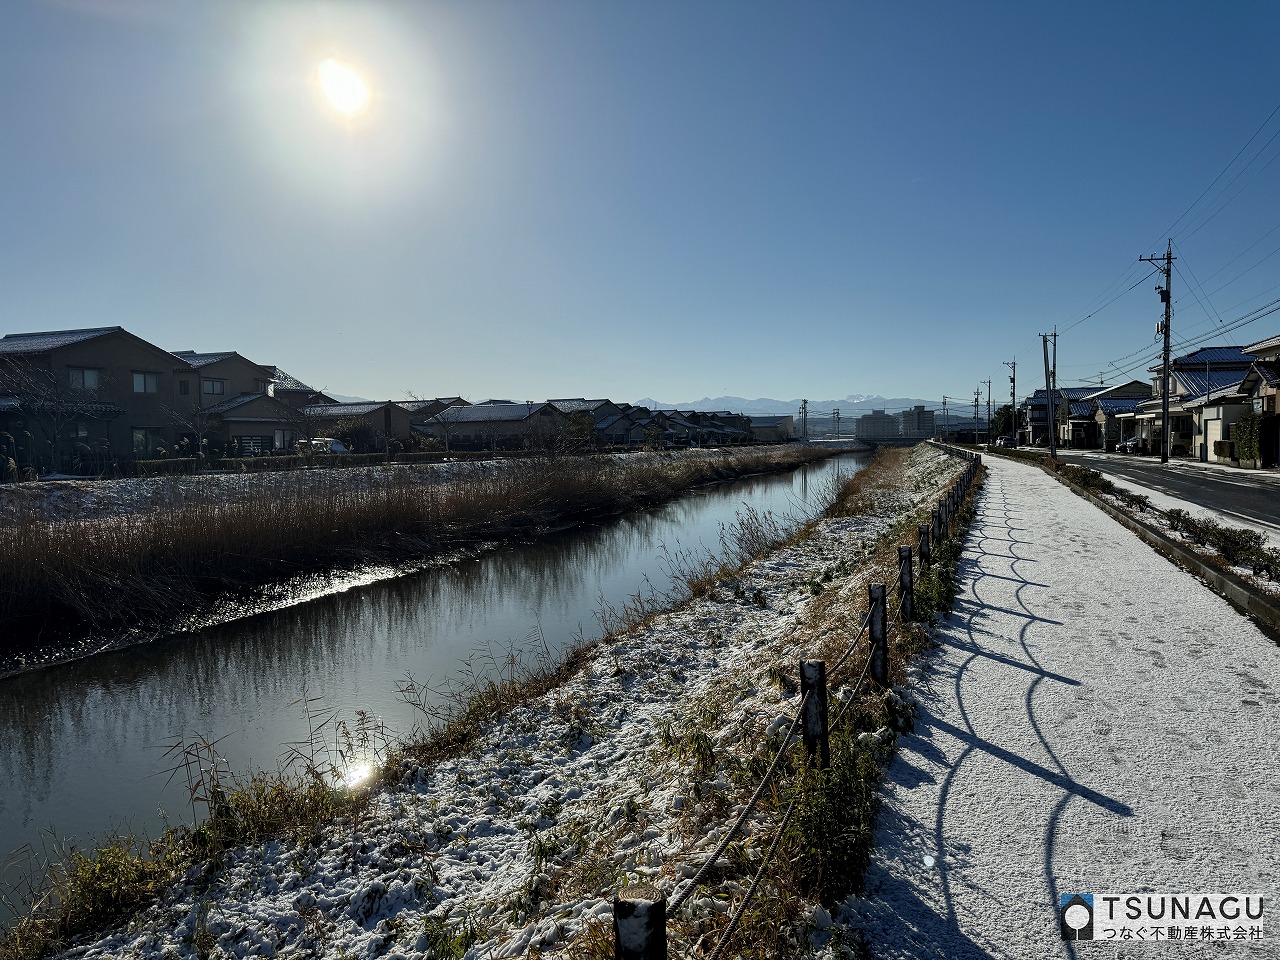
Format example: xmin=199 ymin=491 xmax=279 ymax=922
xmin=973 ymin=389 xmax=980 ymax=442
xmin=981 ymin=379 xmax=992 ymax=446
xmin=1041 ymin=334 xmax=1057 ymax=458
xmin=1051 ymin=327 xmax=1061 ymax=449
xmin=832 ymin=407 xmax=840 ymax=439
xmin=799 ymin=399 xmax=808 ymax=440
xmin=1140 ymin=240 xmax=1175 ymax=464
xmin=1005 ymin=359 xmax=1016 ymax=444
xmin=941 ymin=397 xmax=948 ymax=439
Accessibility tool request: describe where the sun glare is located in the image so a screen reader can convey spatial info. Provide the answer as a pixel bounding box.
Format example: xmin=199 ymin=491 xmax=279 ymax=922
xmin=316 ymin=58 xmax=372 ymax=119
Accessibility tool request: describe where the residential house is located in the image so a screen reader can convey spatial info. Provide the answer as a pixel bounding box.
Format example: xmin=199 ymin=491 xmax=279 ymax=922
xmin=1237 ymin=333 xmax=1280 ymax=466
xmin=0 ymin=326 xmax=191 ymax=468
xmin=1020 ymin=387 xmax=1095 ymax=446
xmin=298 ymin=401 xmax=417 ymax=452
xmin=169 ymin=350 xmax=303 ymax=453
xmin=1057 ymin=381 xmax=1149 ymax=449
xmin=399 ymin=397 xmax=471 ymax=422
xmin=416 ymin=402 xmax=568 ymax=451
xmin=748 ymin=415 xmax=795 ymax=443
xmin=1133 ymin=347 xmax=1254 ymax=458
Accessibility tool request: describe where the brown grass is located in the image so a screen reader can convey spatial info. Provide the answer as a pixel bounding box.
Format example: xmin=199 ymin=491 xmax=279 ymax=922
xmin=1 ymin=446 xmax=832 ymax=648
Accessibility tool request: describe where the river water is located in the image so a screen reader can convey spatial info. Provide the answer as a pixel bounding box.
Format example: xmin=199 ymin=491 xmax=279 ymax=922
xmin=0 ymin=453 xmax=866 ymax=919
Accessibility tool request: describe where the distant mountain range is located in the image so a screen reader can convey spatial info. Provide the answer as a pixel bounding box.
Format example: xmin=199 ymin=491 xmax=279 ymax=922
xmin=634 ymin=395 xmax=942 ymax=417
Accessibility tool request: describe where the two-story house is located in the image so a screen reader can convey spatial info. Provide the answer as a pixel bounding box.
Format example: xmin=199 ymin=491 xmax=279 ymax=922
xmin=0 ymin=326 xmax=193 ymax=468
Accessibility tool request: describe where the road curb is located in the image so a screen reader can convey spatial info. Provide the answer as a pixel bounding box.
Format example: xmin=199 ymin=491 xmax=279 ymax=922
xmin=1036 ymin=461 xmax=1280 ymax=641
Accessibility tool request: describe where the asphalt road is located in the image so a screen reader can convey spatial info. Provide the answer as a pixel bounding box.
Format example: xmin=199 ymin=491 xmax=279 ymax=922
xmin=1055 ymin=450 xmax=1280 ymax=531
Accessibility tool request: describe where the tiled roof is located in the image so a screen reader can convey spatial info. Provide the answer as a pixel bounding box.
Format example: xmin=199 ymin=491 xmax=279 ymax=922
xmin=263 ymin=366 xmax=314 ymax=392
xmin=548 ymin=399 xmax=612 ymax=414
xmin=1255 ymin=362 xmax=1280 ymax=388
xmin=1244 ymin=332 xmax=1280 ymax=356
xmin=399 ymin=399 xmax=469 ymax=413
xmin=0 ymin=327 xmax=121 ymax=354
xmin=1175 ymin=368 xmax=1247 ymax=398
xmin=1169 ymin=346 xmax=1254 ymax=368
xmin=171 ymin=350 xmax=238 ymax=368
xmin=301 ymin=402 xmax=389 ymax=418
xmin=205 ymin=393 xmax=267 ymax=415
xmin=427 ymin=403 xmax=549 ymax=423
xmin=1068 ymin=402 xmax=1094 ymax=418
xmin=1095 ymin=397 xmax=1142 ymax=415
xmin=596 ymin=414 xmax=628 ymax=431
xmin=748 ymin=415 xmax=793 ymax=426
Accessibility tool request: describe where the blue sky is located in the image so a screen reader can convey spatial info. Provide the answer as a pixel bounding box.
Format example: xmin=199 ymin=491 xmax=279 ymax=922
xmin=3 ymin=1 xmax=1279 ymax=410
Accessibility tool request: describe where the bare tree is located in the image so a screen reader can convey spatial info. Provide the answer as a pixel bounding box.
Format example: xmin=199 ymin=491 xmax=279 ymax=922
xmin=0 ymin=357 xmax=122 ymax=473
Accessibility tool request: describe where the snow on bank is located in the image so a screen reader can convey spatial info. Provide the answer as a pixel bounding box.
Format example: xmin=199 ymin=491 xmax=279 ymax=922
xmin=47 ymin=446 xmax=955 ymax=960
xmin=847 ymin=455 xmax=1280 ymax=959
xmin=0 ymin=447 xmax=846 ymax=524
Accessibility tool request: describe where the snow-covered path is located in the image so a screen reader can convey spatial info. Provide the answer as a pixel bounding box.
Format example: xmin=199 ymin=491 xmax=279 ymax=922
xmin=852 ymin=455 xmax=1280 ymax=959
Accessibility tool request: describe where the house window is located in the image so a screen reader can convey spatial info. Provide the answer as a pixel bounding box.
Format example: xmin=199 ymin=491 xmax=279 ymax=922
xmin=179 ymin=380 xmax=190 ymax=396
xmin=257 ymin=380 xmax=275 ymax=396
xmin=131 ymin=427 xmax=165 ymax=457
xmin=132 ymin=372 xmax=159 ymax=394
xmin=68 ymin=367 xmax=101 ymax=391
xmin=202 ymin=379 xmax=225 ymax=396
xmin=273 ymin=429 xmax=295 ymax=449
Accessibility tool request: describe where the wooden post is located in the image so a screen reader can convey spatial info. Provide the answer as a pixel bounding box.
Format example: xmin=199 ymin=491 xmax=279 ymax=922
xmin=614 ymin=886 xmax=667 ymax=960
xmin=799 ymin=660 xmax=829 ymax=769
xmin=898 ymin=546 xmax=914 ymax=621
xmin=932 ymin=506 xmax=943 ymax=543
xmin=917 ymin=522 xmax=931 ymax=569
xmin=868 ymin=583 xmax=888 ymax=687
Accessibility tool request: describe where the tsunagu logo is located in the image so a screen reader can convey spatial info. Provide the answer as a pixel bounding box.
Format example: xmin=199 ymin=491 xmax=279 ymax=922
xmin=1061 ymin=893 xmax=1266 ymax=943
xmin=1060 ymin=894 xmax=1094 ymax=940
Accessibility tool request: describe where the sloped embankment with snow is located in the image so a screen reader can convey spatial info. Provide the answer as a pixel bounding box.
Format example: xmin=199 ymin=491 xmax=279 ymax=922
xmin=44 ymin=445 xmax=963 ymax=960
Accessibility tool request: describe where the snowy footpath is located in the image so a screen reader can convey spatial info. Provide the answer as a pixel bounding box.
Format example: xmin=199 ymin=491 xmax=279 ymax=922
xmin=850 ymin=455 xmax=1280 ymax=958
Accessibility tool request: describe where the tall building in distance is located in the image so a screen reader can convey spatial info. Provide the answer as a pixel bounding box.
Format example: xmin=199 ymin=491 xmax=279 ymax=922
xmin=898 ymin=404 xmax=936 ymax=439
xmin=856 ymin=408 xmax=900 ymax=440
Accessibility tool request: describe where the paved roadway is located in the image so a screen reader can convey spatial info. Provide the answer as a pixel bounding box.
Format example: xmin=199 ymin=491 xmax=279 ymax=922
xmin=1054 ymin=450 xmax=1280 ymax=532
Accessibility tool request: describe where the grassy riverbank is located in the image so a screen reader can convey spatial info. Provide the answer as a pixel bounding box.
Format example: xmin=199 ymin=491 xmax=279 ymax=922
xmin=1 ymin=445 xmax=982 ymax=960
xmin=0 ymin=446 xmax=835 ymax=654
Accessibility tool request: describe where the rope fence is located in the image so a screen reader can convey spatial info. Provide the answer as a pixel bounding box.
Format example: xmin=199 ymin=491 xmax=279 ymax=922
xmin=612 ymin=447 xmax=983 ymax=960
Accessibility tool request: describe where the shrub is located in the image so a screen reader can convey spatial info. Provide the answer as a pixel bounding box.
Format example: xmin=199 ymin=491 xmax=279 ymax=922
xmin=1207 ymin=525 xmax=1267 ymax=567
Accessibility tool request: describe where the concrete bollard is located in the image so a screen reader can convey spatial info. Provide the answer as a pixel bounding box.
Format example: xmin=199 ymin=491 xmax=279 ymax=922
xmin=800 ymin=660 xmax=830 ymax=769
xmin=614 ymin=886 xmax=667 ymax=960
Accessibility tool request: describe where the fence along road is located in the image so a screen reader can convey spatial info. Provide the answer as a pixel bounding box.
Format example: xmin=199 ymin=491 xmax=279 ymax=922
xmin=849 ymin=453 xmax=1280 ymax=959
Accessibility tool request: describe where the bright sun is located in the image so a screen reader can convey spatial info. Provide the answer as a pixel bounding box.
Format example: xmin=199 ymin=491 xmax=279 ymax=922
xmin=316 ymin=58 xmax=372 ymax=119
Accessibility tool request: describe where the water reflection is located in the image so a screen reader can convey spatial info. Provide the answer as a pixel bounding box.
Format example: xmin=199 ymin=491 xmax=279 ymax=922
xmin=0 ymin=454 xmax=865 ymax=922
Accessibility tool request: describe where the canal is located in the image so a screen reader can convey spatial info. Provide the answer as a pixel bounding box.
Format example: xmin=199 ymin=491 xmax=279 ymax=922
xmin=0 ymin=452 xmax=867 ymax=921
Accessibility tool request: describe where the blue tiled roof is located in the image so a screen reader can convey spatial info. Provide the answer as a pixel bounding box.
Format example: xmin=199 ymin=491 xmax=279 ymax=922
xmin=1170 ymin=346 xmax=1254 ymax=367
xmin=1096 ymin=397 xmax=1143 ymax=415
xmin=1176 ymin=368 xmax=1246 ymax=398
xmin=0 ymin=327 xmax=121 ymax=354
xmin=1068 ymin=402 xmax=1094 ymax=417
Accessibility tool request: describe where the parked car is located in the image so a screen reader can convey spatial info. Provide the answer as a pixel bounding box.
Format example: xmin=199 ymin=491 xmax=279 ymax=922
xmin=1117 ymin=437 xmax=1147 ymax=455
xmin=996 ymin=436 xmax=1017 ymax=448
xmin=298 ymin=437 xmax=350 ymax=455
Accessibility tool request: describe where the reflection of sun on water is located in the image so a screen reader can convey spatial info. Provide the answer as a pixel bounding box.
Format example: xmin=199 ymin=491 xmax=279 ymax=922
xmin=342 ymin=760 xmax=376 ymax=789
xmin=316 ymin=58 xmax=372 ymax=119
